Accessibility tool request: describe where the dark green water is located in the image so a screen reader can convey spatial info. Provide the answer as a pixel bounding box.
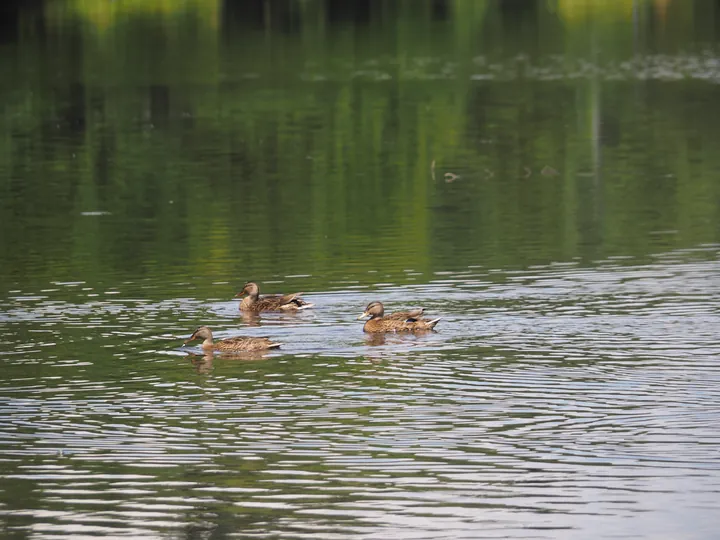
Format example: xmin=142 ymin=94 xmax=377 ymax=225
xmin=1 ymin=1 xmax=720 ymax=538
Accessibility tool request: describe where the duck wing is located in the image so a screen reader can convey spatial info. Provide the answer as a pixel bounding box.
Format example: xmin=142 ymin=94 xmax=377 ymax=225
xmin=254 ymin=294 xmax=291 ymax=311
xmin=412 ymin=317 xmax=441 ymax=330
xmin=260 ymin=292 xmax=314 ymax=311
xmin=286 ymin=295 xmax=314 ymax=310
xmin=386 ymin=308 xmax=425 ymax=320
xmin=215 ymin=336 xmax=281 ymax=351
xmin=364 ymin=317 xmax=429 ymax=333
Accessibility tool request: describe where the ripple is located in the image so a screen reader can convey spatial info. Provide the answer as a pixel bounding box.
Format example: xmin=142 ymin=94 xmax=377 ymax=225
xmin=1 ymin=248 xmax=720 ymax=538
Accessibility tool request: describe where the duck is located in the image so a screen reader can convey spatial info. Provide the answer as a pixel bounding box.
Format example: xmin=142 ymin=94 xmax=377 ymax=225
xmin=236 ymin=282 xmax=314 ymax=312
xmin=183 ymin=326 xmax=280 ymax=351
xmin=357 ymin=301 xmax=440 ymax=333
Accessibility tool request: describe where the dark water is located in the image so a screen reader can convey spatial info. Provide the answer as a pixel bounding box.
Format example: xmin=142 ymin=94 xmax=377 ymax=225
xmin=2 ymin=1 xmax=720 ymax=538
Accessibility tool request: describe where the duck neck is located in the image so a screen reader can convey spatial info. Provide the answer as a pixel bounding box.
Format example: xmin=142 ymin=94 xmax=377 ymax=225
xmin=200 ymin=336 xmax=214 ymax=349
xmin=241 ymin=295 xmax=256 ymax=309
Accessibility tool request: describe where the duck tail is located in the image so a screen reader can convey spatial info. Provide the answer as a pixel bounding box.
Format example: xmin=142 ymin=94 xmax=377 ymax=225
xmin=296 ymin=302 xmax=315 ymax=310
xmin=268 ymin=343 xmax=282 ymax=349
xmin=427 ymin=317 xmax=441 ymax=329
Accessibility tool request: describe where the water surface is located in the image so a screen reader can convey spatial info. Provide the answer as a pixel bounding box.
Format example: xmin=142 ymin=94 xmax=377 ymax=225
xmin=1 ymin=1 xmax=720 ymax=538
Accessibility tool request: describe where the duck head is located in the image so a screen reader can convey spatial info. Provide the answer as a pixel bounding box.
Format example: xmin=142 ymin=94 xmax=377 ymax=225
xmin=184 ymin=326 xmax=213 ymax=345
xmin=235 ymin=282 xmax=259 ymax=298
xmin=357 ymin=301 xmax=384 ymax=320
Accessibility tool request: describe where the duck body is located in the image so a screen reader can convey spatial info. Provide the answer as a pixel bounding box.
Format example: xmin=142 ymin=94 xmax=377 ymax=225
xmin=184 ymin=326 xmax=280 ymax=352
xmin=358 ymin=301 xmax=440 ymax=333
xmin=236 ymin=282 xmax=314 ymax=312
xmin=384 ymin=308 xmax=425 ymax=320
xmin=362 ymin=317 xmax=440 ymax=333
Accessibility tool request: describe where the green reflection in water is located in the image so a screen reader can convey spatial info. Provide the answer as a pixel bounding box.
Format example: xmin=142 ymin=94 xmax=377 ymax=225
xmin=0 ymin=0 xmax=719 ymax=296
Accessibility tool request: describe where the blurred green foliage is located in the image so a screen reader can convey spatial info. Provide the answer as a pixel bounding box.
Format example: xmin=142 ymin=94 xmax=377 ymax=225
xmin=1 ymin=0 xmax=719 ymax=296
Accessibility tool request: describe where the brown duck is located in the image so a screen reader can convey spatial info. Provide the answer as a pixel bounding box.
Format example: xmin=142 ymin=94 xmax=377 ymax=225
xmin=236 ymin=282 xmax=314 ymax=312
xmin=357 ymin=301 xmax=440 ymax=333
xmin=183 ymin=326 xmax=280 ymax=351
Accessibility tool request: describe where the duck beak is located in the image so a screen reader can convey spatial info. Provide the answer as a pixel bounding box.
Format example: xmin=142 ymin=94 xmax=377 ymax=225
xmin=234 ymin=291 xmax=245 ymax=298
xmin=357 ymin=312 xmax=370 ymax=320
xmin=183 ymin=335 xmax=196 ymax=346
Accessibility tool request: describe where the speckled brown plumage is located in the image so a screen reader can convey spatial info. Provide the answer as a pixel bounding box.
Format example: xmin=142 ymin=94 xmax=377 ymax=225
xmin=357 ymin=301 xmax=440 ymax=333
xmin=184 ymin=326 xmax=280 ymax=351
xmin=236 ymin=282 xmax=314 ymax=312
xmin=384 ymin=307 xmax=425 ymax=320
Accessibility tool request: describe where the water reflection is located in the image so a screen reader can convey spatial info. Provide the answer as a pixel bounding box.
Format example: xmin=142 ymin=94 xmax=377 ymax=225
xmin=186 ymin=350 xmax=274 ymax=374
xmin=238 ymin=311 xmax=262 ymax=327
xmin=1 ymin=1 xmax=719 ymax=291
xmin=1 ymin=0 xmax=720 ymax=539
xmin=365 ymin=333 xmax=389 ymax=347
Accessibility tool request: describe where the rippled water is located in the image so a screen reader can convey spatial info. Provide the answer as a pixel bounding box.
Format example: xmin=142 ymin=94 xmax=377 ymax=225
xmin=3 ymin=1 xmax=720 ymax=538
xmin=2 ymin=246 xmax=720 ymax=538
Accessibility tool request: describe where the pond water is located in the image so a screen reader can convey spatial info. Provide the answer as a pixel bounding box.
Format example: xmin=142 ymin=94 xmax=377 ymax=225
xmin=1 ymin=1 xmax=720 ymax=538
